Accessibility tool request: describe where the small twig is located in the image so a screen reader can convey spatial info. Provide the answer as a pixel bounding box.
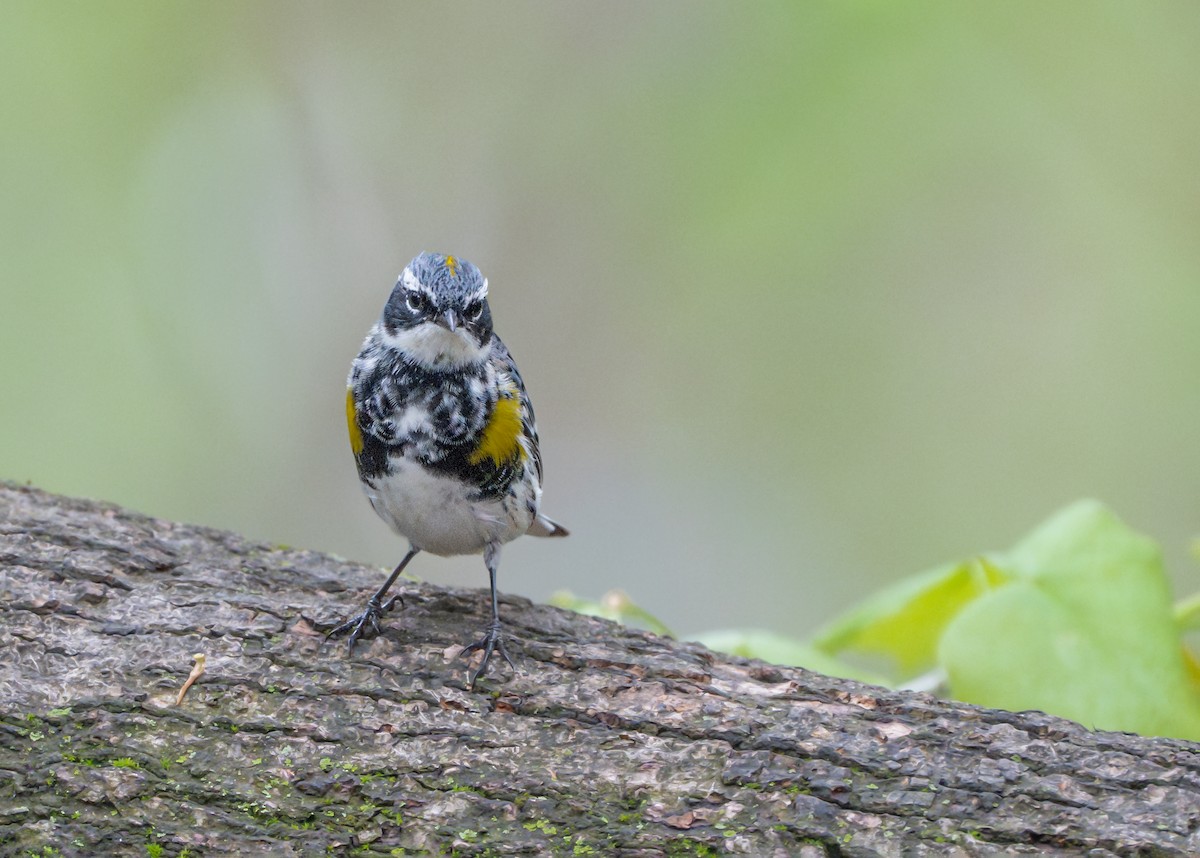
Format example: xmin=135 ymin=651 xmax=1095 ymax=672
xmin=175 ymin=653 xmax=206 ymax=705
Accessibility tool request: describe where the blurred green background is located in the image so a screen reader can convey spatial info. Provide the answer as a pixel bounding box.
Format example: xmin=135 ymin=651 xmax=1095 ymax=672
xmin=3 ymin=2 xmax=1197 ymax=641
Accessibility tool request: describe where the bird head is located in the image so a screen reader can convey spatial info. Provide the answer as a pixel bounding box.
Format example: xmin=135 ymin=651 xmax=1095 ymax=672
xmin=379 ymin=252 xmax=493 ymax=368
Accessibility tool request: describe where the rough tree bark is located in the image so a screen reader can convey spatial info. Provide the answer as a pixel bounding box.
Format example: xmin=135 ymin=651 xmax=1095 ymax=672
xmin=1 ymin=483 xmax=1198 ymax=857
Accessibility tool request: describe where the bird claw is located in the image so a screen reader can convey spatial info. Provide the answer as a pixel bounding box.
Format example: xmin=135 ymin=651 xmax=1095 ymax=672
xmin=459 ymin=622 xmax=516 ymax=687
xmin=327 ymin=593 xmax=404 ymax=655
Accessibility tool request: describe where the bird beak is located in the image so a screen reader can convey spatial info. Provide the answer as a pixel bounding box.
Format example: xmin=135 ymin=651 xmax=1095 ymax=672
xmin=439 ymin=309 xmax=461 ymax=332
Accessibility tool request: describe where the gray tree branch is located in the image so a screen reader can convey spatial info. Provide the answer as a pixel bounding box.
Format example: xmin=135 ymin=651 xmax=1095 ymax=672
xmin=1 ymin=483 xmax=1198 ymax=856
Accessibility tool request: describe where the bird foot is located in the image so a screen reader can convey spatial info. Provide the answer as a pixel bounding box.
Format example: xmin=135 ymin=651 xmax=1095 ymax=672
xmin=326 ymin=593 xmax=404 ymax=655
xmin=459 ymin=621 xmax=516 ymax=687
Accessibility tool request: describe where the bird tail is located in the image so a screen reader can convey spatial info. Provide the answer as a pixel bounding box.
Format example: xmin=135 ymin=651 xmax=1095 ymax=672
xmin=528 ymin=514 xmax=569 ymax=538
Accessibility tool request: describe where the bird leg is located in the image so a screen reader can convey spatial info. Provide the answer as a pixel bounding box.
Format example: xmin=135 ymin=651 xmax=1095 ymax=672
xmin=327 ymin=545 xmax=419 ymax=654
xmin=459 ymin=543 xmax=516 ymax=686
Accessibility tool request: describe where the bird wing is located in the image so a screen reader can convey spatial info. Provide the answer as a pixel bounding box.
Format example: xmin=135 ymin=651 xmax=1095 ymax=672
xmin=490 ymin=335 xmax=544 ymax=485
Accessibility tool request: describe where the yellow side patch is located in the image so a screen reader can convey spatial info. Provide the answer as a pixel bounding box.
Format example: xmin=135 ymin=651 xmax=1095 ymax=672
xmin=445 ymin=255 xmax=458 ymax=277
xmin=346 ymin=388 xmax=364 ymax=456
xmin=468 ymin=395 xmax=525 ymax=466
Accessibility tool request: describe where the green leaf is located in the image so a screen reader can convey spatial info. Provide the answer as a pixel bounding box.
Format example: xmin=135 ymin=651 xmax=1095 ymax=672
xmin=1175 ymin=591 xmax=1200 ymax=632
xmin=696 ymin=629 xmax=890 ymax=686
xmin=809 ymin=557 xmax=1008 ymax=679
xmin=939 ymin=500 xmax=1200 ymax=740
xmin=550 ymin=589 xmax=674 ymax=637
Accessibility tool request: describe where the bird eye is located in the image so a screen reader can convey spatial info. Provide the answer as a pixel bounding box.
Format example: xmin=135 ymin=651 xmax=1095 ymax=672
xmin=406 ymin=292 xmax=428 ymax=314
xmin=465 ymin=300 xmax=484 ymax=322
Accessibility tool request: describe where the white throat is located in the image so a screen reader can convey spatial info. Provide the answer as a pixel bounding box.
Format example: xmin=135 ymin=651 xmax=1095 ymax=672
xmin=380 ymin=322 xmax=490 ymax=370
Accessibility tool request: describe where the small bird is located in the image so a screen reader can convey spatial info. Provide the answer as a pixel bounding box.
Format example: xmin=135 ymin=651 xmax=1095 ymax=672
xmin=333 ymin=252 xmax=567 ymax=685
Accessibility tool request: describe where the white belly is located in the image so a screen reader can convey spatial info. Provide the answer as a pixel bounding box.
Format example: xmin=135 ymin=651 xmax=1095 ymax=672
xmin=362 ymin=458 xmax=536 ymax=556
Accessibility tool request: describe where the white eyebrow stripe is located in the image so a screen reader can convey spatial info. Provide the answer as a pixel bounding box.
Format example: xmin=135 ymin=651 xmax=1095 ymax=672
xmin=473 ymin=279 xmax=489 ymax=300
xmin=399 ymin=267 xmax=436 ymax=297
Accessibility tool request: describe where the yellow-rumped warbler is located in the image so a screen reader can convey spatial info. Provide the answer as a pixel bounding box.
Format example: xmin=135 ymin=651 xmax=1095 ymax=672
xmin=332 ymin=252 xmax=567 ymax=685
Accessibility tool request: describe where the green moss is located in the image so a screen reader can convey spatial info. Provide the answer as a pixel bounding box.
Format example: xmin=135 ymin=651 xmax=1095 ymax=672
xmin=112 ymin=758 xmax=140 ymax=769
xmin=665 ymin=840 xmax=718 ymax=857
xmin=522 ymin=819 xmax=559 ymax=836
